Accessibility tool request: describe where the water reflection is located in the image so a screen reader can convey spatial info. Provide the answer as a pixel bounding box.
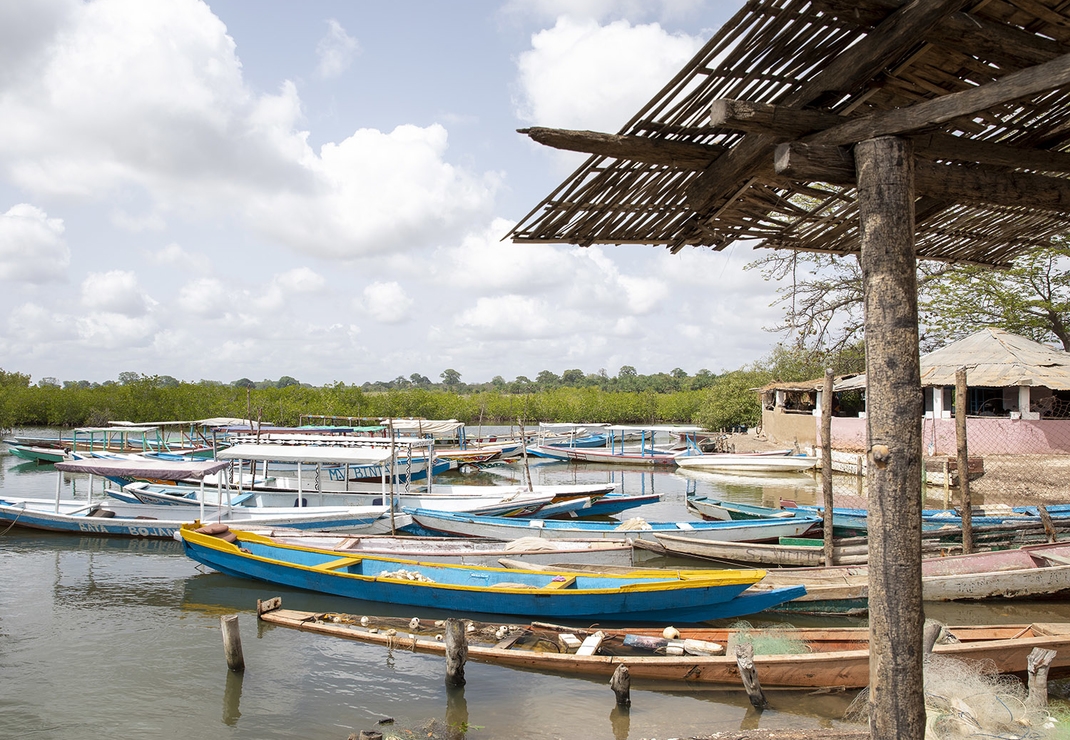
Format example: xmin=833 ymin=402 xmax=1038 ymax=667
xmin=609 ymin=704 xmax=630 ymax=740
xmin=445 ymin=684 xmax=469 ymax=740
xmin=223 ymin=670 xmax=244 ymax=725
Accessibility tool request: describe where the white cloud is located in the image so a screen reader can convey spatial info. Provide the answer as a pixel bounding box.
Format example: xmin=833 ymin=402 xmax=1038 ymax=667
xmin=177 ymin=277 xmax=231 ymax=316
xmin=315 ymin=19 xmax=358 ymax=79
xmin=360 ymin=281 xmax=413 ymax=324
xmin=0 ymin=0 xmax=497 ymax=260
xmin=503 ymin=0 xmax=706 ymax=23
xmin=0 ymin=203 xmax=69 ymax=282
xmin=254 ymin=267 xmax=328 ymax=311
xmin=515 ymin=17 xmax=704 ymax=132
xmin=149 ymin=242 xmax=212 ymax=273
xmin=8 ymin=302 xmax=80 ymax=344
xmin=80 ymin=270 xmax=156 ymax=317
xmin=454 ymin=295 xmax=555 ymax=339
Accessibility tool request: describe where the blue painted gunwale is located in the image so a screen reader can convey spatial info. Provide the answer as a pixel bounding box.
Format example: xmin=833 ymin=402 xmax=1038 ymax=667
xmin=180 ymin=526 xmax=807 ymax=622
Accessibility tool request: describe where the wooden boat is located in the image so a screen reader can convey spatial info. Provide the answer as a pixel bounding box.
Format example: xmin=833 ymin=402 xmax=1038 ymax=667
xmin=675 ymin=454 xmax=818 ymax=473
xmin=240 ymin=529 xmax=645 ymax=568
xmin=686 ymin=496 xmax=804 ymax=521
xmin=636 ymin=532 xmax=844 ymax=567
xmin=257 ymin=599 xmax=1070 ymax=689
xmin=546 ymin=425 xmax=703 ymax=466
xmin=4 ymin=443 xmax=70 ymax=464
xmin=797 ymin=503 xmax=1070 ymax=537
xmin=110 ymin=480 xmax=611 ymax=519
xmin=553 ymin=542 xmax=1070 ymax=617
xmin=404 ymin=508 xmax=821 ymax=542
xmin=747 ymin=541 xmax=1070 ymax=616
xmin=179 ymin=524 xmax=806 ymax=621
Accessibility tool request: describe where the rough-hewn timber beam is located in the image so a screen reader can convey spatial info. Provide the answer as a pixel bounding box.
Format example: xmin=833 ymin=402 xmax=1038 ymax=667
xmin=517 ymin=127 xmax=722 ymax=169
xmin=775 ymin=141 xmax=1070 ymax=211
xmin=685 ymin=0 xmax=970 ymax=211
xmin=807 ymin=51 xmax=1070 ymax=147
xmin=813 ymin=1 xmax=1070 ymax=65
xmin=714 ymin=100 xmax=1070 ymax=173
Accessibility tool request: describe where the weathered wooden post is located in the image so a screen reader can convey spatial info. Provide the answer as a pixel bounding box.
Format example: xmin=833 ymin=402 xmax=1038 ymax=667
xmin=444 ymin=618 xmax=467 ymax=686
xmin=821 ymin=367 xmax=835 ymax=565
xmin=221 ymin=614 xmax=245 ymax=672
xmin=956 ymin=367 xmax=973 ymax=553
xmin=855 ymin=136 xmax=925 ymax=740
xmin=1027 ymin=647 xmax=1057 ymax=708
xmin=735 ymin=642 xmax=768 ymax=710
xmin=610 ymin=664 xmax=631 ymax=707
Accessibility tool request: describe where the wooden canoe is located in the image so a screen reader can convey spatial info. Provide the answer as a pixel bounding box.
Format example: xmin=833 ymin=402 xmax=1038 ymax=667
xmin=256 ymin=599 xmax=1070 ymax=689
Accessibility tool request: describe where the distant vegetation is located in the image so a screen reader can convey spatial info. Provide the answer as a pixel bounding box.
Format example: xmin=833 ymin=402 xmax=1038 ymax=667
xmin=0 ymin=344 xmax=865 ymax=431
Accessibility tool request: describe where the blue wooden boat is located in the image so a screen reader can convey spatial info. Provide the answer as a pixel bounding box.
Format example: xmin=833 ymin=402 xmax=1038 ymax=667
xmin=179 ymin=524 xmax=806 ymax=622
xmin=686 ymin=496 xmax=803 ymax=521
xmin=797 ymin=504 xmax=1070 ymax=536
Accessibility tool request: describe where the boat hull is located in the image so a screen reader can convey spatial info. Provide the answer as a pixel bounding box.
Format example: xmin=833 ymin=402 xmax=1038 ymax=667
xmin=180 ymin=526 xmax=804 ymax=622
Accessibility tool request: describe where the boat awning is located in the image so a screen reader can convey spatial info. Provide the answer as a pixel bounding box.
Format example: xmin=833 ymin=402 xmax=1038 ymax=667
xmin=217 ymin=444 xmax=394 ymax=464
xmin=54 ymin=458 xmax=230 ymax=481
xmin=606 ymin=425 xmax=704 ymax=433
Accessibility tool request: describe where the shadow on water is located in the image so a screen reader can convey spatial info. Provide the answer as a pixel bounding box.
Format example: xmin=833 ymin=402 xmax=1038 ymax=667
xmin=223 ymin=670 xmax=243 ymax=726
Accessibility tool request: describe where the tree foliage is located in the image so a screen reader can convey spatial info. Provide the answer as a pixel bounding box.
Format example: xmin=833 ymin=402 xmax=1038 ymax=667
xmin=920 ymin=240 xmax=1070 ymax=351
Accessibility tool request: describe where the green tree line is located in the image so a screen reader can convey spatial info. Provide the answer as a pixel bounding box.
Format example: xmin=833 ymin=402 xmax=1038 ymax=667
xmin=0 ymin=344 xmax=864 ymax=432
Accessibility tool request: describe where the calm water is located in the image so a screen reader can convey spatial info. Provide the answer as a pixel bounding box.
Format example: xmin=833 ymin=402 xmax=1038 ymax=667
xmin=3 ymin=431 xmax=1070 ymax=739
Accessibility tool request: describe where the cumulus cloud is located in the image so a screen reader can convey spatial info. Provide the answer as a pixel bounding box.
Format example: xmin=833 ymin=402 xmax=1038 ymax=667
xmin=149 ymin=242 xmax=212 ymax=273
xmin=0 ymin=203 xmax=70 ymax=282
xmin=0 ymin=0 xmax=497 ymax=259
xmin=360 ymin=281 xmax=413 ymax=324
xmin=254 ymin=267 xmax=328 ymax=311
xmin=515 ymin=17 xmax=704 ymax=132
xmin=315 ymin=19 xmax=358 ymax=78
xmin=177 ymin=277 xmax=231 ymax=316
xmin=503 ymin=0 xmax=706 ymax=23
xmin=8 ymin=302 xmax=80 ymax=344
xmin=80 ymin=270 xmax=157 ymax=317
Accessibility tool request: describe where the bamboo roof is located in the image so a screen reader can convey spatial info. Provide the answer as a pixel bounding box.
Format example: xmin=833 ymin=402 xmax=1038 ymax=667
xmin=510 ymin=0 xmax=1070 ymax=266
xmin=835 ymin=328 xmax=1070 ymax=390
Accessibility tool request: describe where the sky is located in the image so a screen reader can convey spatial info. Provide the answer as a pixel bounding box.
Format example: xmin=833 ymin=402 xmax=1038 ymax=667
xmin=0 ymin=0 xmax=798 ymax=387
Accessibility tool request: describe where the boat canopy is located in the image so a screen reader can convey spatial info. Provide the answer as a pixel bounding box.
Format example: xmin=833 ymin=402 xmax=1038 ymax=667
xmin=217 ymin=443 xmax=394 ymax=464
xmin=605 ymin=425 xmax=703 ymax=433
xmin=54 ymin=458 xmax=230 ymax=481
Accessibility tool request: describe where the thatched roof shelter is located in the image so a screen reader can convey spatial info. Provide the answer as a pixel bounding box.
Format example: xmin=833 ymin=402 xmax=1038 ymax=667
xmin=509 ymin=3 xmax=1070 ymax=738
xmin=510 ymin=0 xmax=1070 ymax=267
xmin=837 ymin=328 xmax=1070 ymax=391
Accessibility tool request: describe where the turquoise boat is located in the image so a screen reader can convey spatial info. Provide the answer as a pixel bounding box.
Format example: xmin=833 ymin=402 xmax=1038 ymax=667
xmin=179 ymin=524 xmax=807 ymax=622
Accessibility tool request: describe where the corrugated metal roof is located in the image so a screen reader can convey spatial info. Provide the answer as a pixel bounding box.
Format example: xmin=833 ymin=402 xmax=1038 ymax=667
xmin=834 ymin=329 xmax=1070 ymax=391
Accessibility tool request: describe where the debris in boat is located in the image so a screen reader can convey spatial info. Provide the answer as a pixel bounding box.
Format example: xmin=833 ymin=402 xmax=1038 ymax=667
xmin=663 ymin=626 xmax=680 ymax=639
xmin=409 ymin=617 xmax=420 ymax=630
xmin=847 ymin=653 xmax=1060 ymax=740
xmin=728 ymin=621 xmax=808 ymax=656
xmin=616 ymin=517 xmax=651 ymax=530
xmin=379 ymin=568 xmax=436 ymax=583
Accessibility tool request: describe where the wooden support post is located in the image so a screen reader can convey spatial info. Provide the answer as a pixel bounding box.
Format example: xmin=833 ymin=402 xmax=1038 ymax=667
xmin=610 ymin=664 xmax=631 ymax=707
xmin=1027 ymin=647 xmax=1057 ymax=708
xmin=822 ymin=368 xmax=835 ymax=566
xmin=221 ymin=614 xmax=245 ymax=672
xmin=956 ymin=368 xmax=973 ymax=554
xmin=1038 ymin=504 xmax=1058 ymax=543
xmin=855 ymin=136 xmax=925 ymax=740
xmin=444 ymin=618 xmax=467 ymax=687
xmin=922 ymin=620 xmax=944 ymax=657
xmin=735 ymin=642 xmax=768 ymax=710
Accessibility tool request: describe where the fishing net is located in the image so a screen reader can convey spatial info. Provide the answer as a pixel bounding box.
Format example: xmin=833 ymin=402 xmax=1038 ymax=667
xmin=845 ymin=653 xmax=1062 ymax=739
xmin=727 ymin=621 xmax=809 ymax=656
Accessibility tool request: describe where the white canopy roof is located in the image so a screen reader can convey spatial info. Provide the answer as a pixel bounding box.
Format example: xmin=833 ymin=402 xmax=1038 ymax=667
xmin=217 ymin=443 xmax=393 ymax=464
xmin=55 ymin=458 xmax=229 ymax=481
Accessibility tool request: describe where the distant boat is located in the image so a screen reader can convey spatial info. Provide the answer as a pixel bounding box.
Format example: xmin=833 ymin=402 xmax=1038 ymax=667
xmin=179 ymin=524 xmax=805 ymax=622
xmin=404 ymin=508 xmax=821 ymax=542
xmin=0 ymin=457 xmax=399 ymax=538
xmin=675 ymin=454 xmax=818 ymax=473
xmin=686 ymin=496 xmax=803 ymax=521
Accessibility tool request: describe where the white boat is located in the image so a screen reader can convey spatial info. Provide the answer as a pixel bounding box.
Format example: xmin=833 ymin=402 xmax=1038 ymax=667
xmin=0 ymin=455 xmax=402 ymax=539
xmin=405 ymin=508 xmax=821 ymax=542
xmin=675 ymin=453 xmax=819 ymax=473
xmin=237 ymin=529 xmax=643 ymax=567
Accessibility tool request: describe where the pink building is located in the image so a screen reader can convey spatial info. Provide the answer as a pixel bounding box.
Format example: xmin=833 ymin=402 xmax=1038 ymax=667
xmin=760 ymin=329 xmax=1070 ymax=455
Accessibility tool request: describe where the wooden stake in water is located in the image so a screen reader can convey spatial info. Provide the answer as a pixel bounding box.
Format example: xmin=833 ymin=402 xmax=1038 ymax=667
xmin=221 ymin=614 xmax=245 ymax=672
xmin=444 ymin=618 xmax=467 ymax=687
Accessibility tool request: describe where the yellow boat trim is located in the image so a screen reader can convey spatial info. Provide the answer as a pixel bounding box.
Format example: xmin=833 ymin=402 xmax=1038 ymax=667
xmin=179 ymin=524 xmax=766 ymax=594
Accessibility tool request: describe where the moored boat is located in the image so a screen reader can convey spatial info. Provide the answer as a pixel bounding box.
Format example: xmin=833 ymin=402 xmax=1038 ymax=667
xmin=675 ymin=453 xmax=818 ymax=473
xmin=258 ymin=599 xmax=1070 ymax=689
xmin=404 ymin=508 xmax=821 ymax=542
xmin=179 ymin=524 xmax=806 ymax=622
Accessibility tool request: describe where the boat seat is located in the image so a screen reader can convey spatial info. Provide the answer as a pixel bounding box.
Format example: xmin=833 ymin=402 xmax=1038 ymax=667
xmin=542 ymin=576 xmax=577 ymax=590
xmin=527 ymin=520 xmax=545 ymax=528
xmin=676 ymin=522 xmax=694 ymax=530
xmin=312 ymin=556 xmax=363 ymax=572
